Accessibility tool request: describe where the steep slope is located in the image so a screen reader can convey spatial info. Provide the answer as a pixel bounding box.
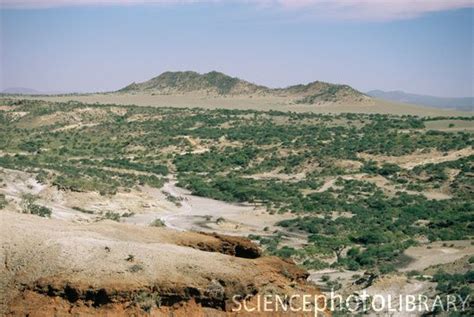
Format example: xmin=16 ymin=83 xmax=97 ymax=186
xmin=1 ymin=211 xmax=323 ymax=316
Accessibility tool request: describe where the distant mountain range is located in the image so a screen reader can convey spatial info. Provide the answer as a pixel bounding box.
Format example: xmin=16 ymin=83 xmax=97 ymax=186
xmin=1 ymin=88 xmax=84 ymax=96
xmin=1 ymin=87 xmax=41 ymax=95
xmin=367 ymin=90 xmax=473 ymax=111
xmin=119 ymin=71 xmax=369 ymax=105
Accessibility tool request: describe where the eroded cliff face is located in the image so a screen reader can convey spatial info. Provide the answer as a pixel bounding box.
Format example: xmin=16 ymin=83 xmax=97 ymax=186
xmin=1 ymin=212 xmax=325 ymax=316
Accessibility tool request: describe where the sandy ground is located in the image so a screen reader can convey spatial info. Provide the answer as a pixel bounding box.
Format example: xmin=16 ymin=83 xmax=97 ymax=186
xmin=308 ymin=270 xmax=438 ymax=316
xmin=362 ymin=275 xmax=436 ymax=317
xmin=0 ymin=167 xmax=322 ymax=315
xmin=308 ymin=269 xmax=365 ymax=292
xmin=0 ymin=211 xmax=321 ymax=316
xmin=399 ymin=240 xmax=474 ymax=272
xmin=425 ymin=119 xmax=474 ymax=132
xmin=358 ymin=147 xmax=473 ymax=170
xmin=121 ymin=181 xmax=306 ymax=248
xmin=313 ymin=173 xmax=451 ymax=200
xmin=13 ymin=93 xmax=472 ymax=116
xmin=0 ymin=168 xmax=302 ymax=244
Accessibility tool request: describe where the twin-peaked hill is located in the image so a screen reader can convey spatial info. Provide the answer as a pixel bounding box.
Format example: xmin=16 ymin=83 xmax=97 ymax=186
xmin=118 ymin=71 xmax=369 ymax=104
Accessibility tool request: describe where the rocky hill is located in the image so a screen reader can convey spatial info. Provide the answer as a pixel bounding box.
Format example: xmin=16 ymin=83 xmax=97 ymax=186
xmin=119 ymin=71 xmax=268 ymax=96
xmin=118 ymin=71 xmax=368 ymax=104
xmin=279 ymin=81 xmax=368 ymax=104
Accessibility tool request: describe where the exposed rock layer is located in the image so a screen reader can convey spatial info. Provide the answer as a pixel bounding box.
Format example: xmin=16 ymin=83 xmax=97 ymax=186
xmin=1 ymin=212 xmax=323 ymax=316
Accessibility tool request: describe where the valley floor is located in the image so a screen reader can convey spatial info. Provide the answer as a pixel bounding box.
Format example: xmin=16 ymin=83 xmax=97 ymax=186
xmin=0 ymin=98 xmax=472 ymax=316
xmin=14 ymin=92 xmax=474 ymax=117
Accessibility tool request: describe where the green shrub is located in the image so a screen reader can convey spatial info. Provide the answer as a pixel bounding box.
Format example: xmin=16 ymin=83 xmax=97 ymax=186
xmin=103 ymin=211 xmax=121 ymax=221
xmin=150 ymin=219 xmax=165 ymax=227
xmin=0 ymin=194 xmax=7 ymax=209
xmin=28 ymin=204 xmax=52 ymax=217
xmin=20 ymin=193 xmax=51 ymax=217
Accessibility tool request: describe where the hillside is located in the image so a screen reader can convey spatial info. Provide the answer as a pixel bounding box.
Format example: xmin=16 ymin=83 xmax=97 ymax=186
xmin=281 ymin=81 xmax=368 ymax=104
xmin=118 ymin=71 xmax=368 ymax=104
xmin=367 ymin=90 xmax=473 ymax=111
xmin=119 ymin=71 xmax=268 ymax=96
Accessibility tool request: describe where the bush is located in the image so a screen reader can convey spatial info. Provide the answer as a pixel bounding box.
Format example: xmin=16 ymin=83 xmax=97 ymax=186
xmin=379 ymin=163 xmax=401 ymax=176
xmin=28 ymin=204 xmax=52 ymax=217
xmin=274 ymin=246 xmax=297 ymax=259
xmin=379 ymin=264 xmax=396 ymax=274
xmin=302 ymin=259 xmax=328 ymax=270
xmin=0 ymin=194 xmax=7 ymax=209
xmin=150 ymin=219 xmax=165 ymax=227
xmin=103 ymin=211 xmax=120 ymax=221
xmin=20 ymin=193 xmax=51 ymax=217
xmin=72 ymin=206 xmax=94 ymax=214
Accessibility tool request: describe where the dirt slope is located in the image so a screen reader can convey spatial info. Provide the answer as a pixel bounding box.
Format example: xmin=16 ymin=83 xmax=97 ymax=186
xmin=0 ymin=211 xmax=323 ymax=316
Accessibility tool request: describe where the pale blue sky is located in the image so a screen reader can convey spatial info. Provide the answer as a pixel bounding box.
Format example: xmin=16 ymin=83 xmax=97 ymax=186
xmin=1 ymin=1 xmax=473 ymax=97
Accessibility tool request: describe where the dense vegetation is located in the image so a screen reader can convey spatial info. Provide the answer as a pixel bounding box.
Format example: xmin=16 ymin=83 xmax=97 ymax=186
xmin=431 ymin=270 xmax=473 ymax=315
xmin=0 ymin=98 xmax=473 ymax=275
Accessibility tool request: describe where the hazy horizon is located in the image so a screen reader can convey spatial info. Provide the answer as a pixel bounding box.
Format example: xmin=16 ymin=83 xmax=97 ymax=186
xmin=3 ymin=70 xmax=474 ymax=100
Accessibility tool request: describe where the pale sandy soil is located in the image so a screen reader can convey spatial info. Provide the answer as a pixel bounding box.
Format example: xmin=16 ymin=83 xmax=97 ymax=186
xmin=129 ymin=181 xmax=301 ymax=243
xmin=363 ymin=275 xmax=436 ymax=316
xmin=15 ymin=106 xmax=115 ymax=129
xmin=314 ymin=173 xmax=451 ymax=200
xmin=308 ymin=271 xmax=437 ymax=316
xmin=0 ymin=168 xmax=301 ymax=243
xmin=425 ymin=119 xmax=474 ymax=132
xmin=358 ymin=147 xmax=473 ymax=170
xmin=308 ymin=269 xmax=365 ymax=292
xmin=242 ymin=170 xmax=306 ymax=181
xmin=0 ymin=161 xmax=307 ymax=250
xmin=52 ymin=122 xmax=98 ymax=132
xmin=0 ymin=211 xmax=320 ymax=316
xmin=14 ymin=93 xmax=472 ymax=116
xmin=399 ymin=240 xmax=474 ymax=273
xmin=0 ymin=167 xmax=323 ymax=315
xmin=308 ymin=269 xmax=439 ymax=316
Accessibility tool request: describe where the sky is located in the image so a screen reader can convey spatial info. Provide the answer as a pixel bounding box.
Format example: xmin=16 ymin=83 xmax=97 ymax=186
xmin=0 ymin=0 xmax=473 ymax=97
